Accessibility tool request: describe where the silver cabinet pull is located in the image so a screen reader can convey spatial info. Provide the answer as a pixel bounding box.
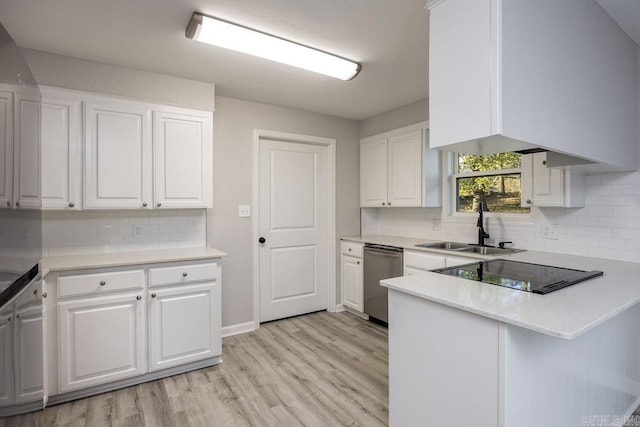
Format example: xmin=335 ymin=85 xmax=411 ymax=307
xmin=526 ymin=199 xmax=532 ymax=205
xmin=15 ymin=201 xmax=19 ymax=207
xmin=156 ymin=202 xmax=162 ymax=207
xmin=388 ymin=202 xmax=391 ymax=206
xmin=142 ymin=202 xmax=148 ymax=207
xmin=357 ymin=261 xmax=360 ymax=265
xmin=100 ymin=281 xmax=106 ymax=286
xmin=68 ymin=202 xmax=75 ymax=207
xmin=182 ymin=272 xmax=188 ymax=277
xmin=348 ymin=248 xmax=352 ymax=252
xmin=151 ymin=293 xmax=157 ymax=298
xmin=6 ymin=201 xmax=9 ymax=207
xmin=382 ymin=202 xmax=385 ymax=206
xmin=136 ymin=295 xmax=142 ymax=301
xmin=41 ymin=292 xmax=47 ymax=299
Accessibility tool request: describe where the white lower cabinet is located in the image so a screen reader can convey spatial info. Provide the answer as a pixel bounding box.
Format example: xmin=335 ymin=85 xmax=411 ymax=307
xmin=403 ymin=250 xmax=477 ymax=274
xmin=341 ymin=242 xmax=364 ymax=312
xmin=50 ymin=258 xmax=222 ymax=398
xmin=14 ymin=304 xmax=44 ymax=404
xmin=0 ymin=313 xmax=13 ymax=407
xmin=149 ymin=281 xmax=220 ymax=371
xmin=58 ymin=292 xmax=146 ymax=393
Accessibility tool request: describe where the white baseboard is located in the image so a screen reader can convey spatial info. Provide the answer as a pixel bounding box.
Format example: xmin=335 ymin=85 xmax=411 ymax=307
xmin=222 ymin=321 xmax=256 ymax=338
xmin=334 ymin=304 xmax=345 ymax=312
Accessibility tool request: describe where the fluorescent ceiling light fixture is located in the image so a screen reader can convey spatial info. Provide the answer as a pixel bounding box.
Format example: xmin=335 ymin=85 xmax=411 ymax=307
xmin=186 ymin=12 xmax=361 ymax=81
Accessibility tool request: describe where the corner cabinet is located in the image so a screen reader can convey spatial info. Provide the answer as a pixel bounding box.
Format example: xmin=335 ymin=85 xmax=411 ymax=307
xmin=41 ymin=89 xmax=82 ymax=210
xmin=360 ymin=123 xmax=440 ymax=208
xmin=39 ymin=86 xmax=214 ymax=210
xmin=341 ymin=241 xmax=364 ymax=312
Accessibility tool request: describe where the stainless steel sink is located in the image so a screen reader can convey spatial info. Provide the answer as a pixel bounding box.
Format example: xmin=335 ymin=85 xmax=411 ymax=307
xmin=415 ymin=241 xmax=525 ymax=256
xmin=457 ymin=246 xmax=524 ymax=255
xmin=415 ymin=242 xmax=471 ymax=250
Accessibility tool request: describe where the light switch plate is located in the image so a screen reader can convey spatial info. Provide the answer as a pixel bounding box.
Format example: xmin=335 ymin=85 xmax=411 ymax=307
xmin=238 ymin=205 xmax=251 ymax=217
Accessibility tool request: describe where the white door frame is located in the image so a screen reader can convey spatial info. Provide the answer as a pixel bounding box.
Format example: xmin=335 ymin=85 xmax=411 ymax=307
xmin=252 ymin=129 xmax=336 ymax=329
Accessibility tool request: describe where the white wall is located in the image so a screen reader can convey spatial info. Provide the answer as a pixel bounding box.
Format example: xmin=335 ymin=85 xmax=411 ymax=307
xmin=208 ymin=96 xmax=360 ymax=327
xmin=42 ymin=210 xmax=206 ymax=256
xmin=359 ymin=98 xmax=428 ymax=138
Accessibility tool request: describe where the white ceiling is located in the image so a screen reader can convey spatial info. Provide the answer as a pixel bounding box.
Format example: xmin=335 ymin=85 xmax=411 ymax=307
xmin=0 ymin=0 xmax=429 ymax=120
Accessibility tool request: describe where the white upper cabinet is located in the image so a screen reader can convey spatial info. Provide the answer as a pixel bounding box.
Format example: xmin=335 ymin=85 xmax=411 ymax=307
xmin=0 ymin=91 xmax=13 ymax=209
xmin=41 ymin=88 xmax=81 ymax=210
xmin=428 ymin=0 xmax=638 ymax=172
xmin=521 ymin=153 xmax=584 ymax=208
xmin=84 ymin=98 xmax=152 ymax=209
xmin=13 ymin=91 xmax=41 ymax=209
xmin=387 ymin=130 xmax=423 ymax=207
xmin=360 ymin=123 xmax=440 ymax=208
xmin=39 ymin=88 xmax=214 ymax=211
xmin=153 ymin=110 xmax=213 ymax=209
xmin=360 ymin=137 xmax=388 ymax=207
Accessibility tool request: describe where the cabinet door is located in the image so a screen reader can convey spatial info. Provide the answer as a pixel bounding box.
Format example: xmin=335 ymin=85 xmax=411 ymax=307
xmin=341 ymin=255 xmax=363 ymax=312
xmin=360 ymin=137 xmax=388 ymax=207
xmin=531 ymin=152 xmax=564 ymax=207
xmin=13 ymin=92 xmax=41 ymax=209
xmin=58 ymin=293 xmax=145 ymax=392
xmin=41 ymin=92 xmax=81 ymax=209
xmin=0 ymin=91 xmax=13 ymax=209
xmin=148 ymin=281 xmax=220 ymax=371
xmin=0 ymin=313 xmax=13 ymax=407
xmin=153 ymin=110 xmax=213 ymax=209
xmin=84 ymin=101 xmax=152 ymax=209
xmin=387 ymin=130 xmax=423 ymax=207
xmin=14 ymin=305 xmax=43 ymax=404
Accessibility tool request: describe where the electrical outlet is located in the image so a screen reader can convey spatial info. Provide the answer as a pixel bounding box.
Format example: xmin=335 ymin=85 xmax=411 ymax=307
xmin=238 ymin=205 xmax=251 ymax=218
xmin=542 ymin=224 xmax=558 ymax=240
xmin=132 ymin=224 xmax=143 ymax=238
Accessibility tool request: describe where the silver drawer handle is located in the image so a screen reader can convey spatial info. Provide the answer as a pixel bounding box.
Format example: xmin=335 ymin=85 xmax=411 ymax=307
xmin=68 ymin=202 xmax=75 ymax=208
xmin=136 ymin=295 xmax=142 ymax=301
xmin=100 ymin=281 xmax=106 ymax=286
xmin=151 ymin=293 xmax=157 ymax=298
xmin=142 ymin=202 xmax=148 ymax=207
xmin=182 ymin=272 xmax=188 ymax=277
xmin=157 ymin=202 xmax=162 ymax=207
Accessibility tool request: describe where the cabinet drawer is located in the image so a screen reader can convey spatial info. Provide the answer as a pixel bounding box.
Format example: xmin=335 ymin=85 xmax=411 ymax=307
xmin=341 ymin=241 xmax=363 ymax=258
xmin=149 ymin=263 xmax=217 ymax=287
xmin=403 ymin=250 xmax=446 ymax=272
xmin=58 ymin=270 xmax=144 ymax=298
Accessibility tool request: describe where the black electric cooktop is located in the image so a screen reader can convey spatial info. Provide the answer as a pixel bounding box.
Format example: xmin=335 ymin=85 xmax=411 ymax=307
xmin=431 ymin=259 xmax=604 ymax=294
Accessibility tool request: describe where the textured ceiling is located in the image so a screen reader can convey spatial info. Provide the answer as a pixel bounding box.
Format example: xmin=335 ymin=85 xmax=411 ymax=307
xmin=0 ymin=0 xmax=429 ymax=120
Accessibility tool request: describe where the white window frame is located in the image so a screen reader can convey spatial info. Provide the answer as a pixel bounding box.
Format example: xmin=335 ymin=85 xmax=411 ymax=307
xmin=449 ymin=153 xmax=531 ymax=218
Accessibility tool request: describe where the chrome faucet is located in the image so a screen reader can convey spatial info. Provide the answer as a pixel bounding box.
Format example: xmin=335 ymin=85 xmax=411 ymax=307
xmin=477 ymin=201 xmax=490 ymax=247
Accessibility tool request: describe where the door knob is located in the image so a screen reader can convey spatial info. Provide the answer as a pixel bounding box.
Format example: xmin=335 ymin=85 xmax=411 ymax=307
xmin=259 ymin=237 xmax=266 ymax=244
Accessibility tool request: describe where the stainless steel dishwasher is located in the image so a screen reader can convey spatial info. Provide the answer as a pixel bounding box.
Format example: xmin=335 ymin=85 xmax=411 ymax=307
xmin=363 ymin=244 xmax=403 ymax=325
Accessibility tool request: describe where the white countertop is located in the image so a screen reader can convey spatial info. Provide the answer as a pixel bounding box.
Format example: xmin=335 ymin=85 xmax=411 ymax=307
xmin=344 ymin=235 xmax=640 ymax=340
xmin=42 ymin=247 xmax=227 ymax=275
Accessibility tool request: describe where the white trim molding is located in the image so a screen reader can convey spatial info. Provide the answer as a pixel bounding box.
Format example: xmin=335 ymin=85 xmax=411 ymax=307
xmin=221 ymin=321 xmax=257 ymax=338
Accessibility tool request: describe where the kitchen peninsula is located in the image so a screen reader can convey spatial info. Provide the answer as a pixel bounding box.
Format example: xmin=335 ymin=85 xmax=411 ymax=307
xmin=382 ymin=250 xmax=640 ymax=427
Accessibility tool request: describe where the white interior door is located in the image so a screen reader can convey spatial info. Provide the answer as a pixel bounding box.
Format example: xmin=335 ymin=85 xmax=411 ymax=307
xmin=258 ymin=139 xmax=328 ymax=323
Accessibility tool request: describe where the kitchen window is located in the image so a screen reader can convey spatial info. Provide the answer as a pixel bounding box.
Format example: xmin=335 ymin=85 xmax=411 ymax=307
xmin=453 ymin=152 xmax=530 ymax=214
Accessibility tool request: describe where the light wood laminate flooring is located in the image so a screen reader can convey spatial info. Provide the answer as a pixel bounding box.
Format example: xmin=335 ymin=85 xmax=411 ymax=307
xmin=2 ymin=311 xmax=389 ymax=427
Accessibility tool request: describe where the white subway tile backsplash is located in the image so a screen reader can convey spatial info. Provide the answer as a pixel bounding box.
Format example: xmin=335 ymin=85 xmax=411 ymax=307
xmin=42 ymin=209 xmax=206 ymax=256
xmin=367 ymin=171 xmax=640 ymax=264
